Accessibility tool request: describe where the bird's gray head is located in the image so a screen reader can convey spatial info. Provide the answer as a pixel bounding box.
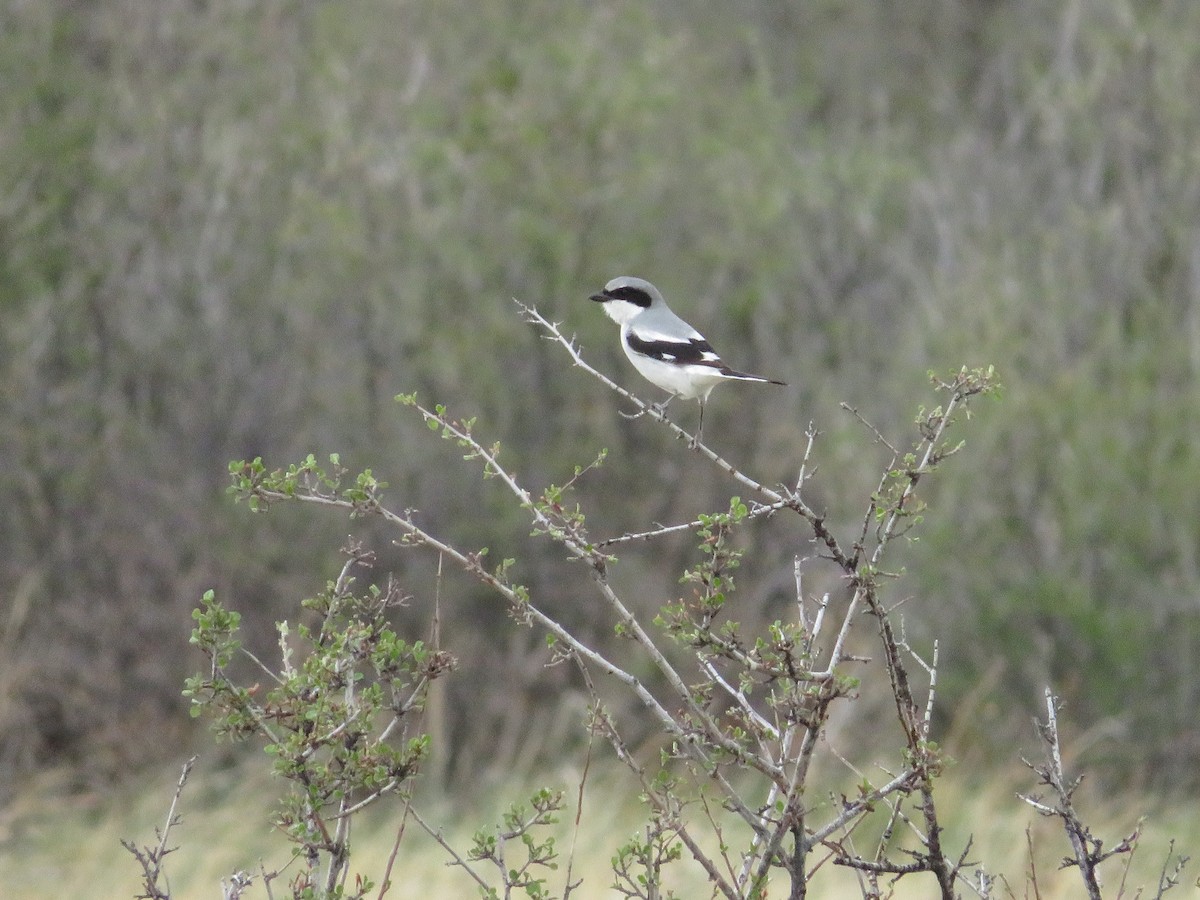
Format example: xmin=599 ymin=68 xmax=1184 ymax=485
xmin=589 ymin=276 xmax=664 ymax=325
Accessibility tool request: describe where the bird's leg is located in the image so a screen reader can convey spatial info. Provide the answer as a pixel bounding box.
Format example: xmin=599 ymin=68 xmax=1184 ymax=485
xmin=691 ymin=399 xmax=705 ymax=450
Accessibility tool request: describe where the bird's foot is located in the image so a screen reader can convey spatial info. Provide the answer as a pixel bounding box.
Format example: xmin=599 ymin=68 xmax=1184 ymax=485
xmin=619 ymin=399 xmax=672 ymax=420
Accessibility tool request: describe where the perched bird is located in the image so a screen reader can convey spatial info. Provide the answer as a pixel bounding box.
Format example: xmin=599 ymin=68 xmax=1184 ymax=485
xmin=590 ymin=276 xmax=785 ymax=446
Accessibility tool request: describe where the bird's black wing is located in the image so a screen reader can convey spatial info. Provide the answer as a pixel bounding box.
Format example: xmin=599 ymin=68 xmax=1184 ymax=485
xmin=625 ymin=332 xmax=721 ymax=366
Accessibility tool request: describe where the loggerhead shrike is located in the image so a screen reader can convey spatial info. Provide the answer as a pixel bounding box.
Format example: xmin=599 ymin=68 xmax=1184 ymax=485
xmin=590 ymin=276 xmax=785 ymax=446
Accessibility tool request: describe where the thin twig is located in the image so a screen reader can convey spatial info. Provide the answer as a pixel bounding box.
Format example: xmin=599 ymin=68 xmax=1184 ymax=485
xmin=376 ymin=796 xmax=409 ymax=899
xmin=598 ymin=497 xmax=791 ymax=546
xmin=840 ymin=403 xmax=900 ymax=456
xmin=1019 ymin=689 xmax=1104 ymax=900
xmin=409 ymin=807 xmax=492 ymax=893
xmin=121 ymin=755 xmax=198 ymax=900
xmin=562 ymin=661 xmax=594 ymax=899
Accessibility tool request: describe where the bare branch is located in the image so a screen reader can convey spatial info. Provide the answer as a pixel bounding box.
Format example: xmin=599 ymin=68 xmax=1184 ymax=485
xmin=840 ymin=402 xmax=900 ymax=456
xmin=409 ymin=807 xmax=492 ymax=894
xmin=598 ymin=497 xmax=791 ymax=547
xmin=1018 ymin=688 xmax=1121 ymax=900
xmin=122 ymin=756 xmax=198 ymax=900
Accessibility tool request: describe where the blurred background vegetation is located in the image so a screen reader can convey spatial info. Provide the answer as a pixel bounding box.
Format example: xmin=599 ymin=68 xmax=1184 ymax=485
xmin=2 ymin=0 xmax=1199 ymax=805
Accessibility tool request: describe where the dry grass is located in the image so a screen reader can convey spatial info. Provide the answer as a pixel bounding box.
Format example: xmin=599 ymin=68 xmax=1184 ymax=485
xmin=1 ymin=756 xmax=1193 ymax=899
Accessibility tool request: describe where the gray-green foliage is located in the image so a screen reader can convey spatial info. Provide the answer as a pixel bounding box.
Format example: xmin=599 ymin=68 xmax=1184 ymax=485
xmin=2 ymin=0 xmax=1200 ymax=787
xmin=184 ymin=569 xmax=442 ymax=898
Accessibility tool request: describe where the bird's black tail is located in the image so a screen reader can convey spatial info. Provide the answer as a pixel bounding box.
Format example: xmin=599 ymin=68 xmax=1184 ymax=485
xmin=719 ymin=367 xmax=786 ymax=386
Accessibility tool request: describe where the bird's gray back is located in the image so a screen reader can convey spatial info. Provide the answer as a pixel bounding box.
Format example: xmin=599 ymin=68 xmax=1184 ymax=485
xmin=631 ymin=300 xmax=704 ymax=343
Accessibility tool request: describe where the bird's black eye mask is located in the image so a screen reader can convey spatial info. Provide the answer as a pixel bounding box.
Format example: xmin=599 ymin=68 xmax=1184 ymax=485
xmin=603 ymin=286 xmax=653 ymax=307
